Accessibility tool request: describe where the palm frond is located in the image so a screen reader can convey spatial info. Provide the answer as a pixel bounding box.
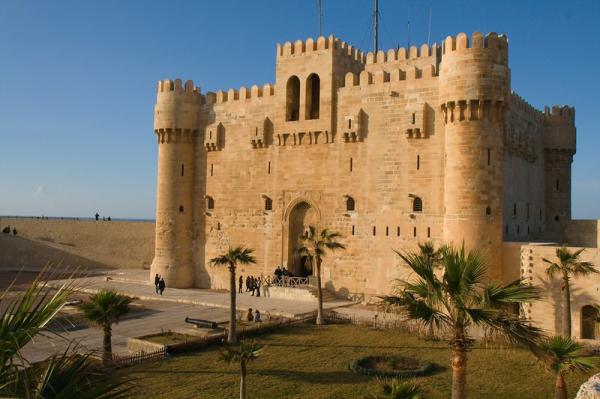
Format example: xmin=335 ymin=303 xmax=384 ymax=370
xmin=534 ymin=335 xmax=597 ymax=375
xmin=479 ymin=280 xmax=541 ymax=307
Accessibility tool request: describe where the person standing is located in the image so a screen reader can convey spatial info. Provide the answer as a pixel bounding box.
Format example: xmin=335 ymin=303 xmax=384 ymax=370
xmin=158 ymin=277 xmax=166 ymax=295
xmin=154 ymin=274 xmax=160 ymax=294
xmin=250 ymin=276 xmax=255 ymax=296
xmin=245 ymin=276 xmax=251 ymax=292
xmin=238 ymin=275 xmax=243 ymax=294
xmin=255 ymin=277 xmax=261 ymax=297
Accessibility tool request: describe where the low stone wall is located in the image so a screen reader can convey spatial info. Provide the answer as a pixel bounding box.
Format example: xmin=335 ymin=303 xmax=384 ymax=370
xmin=267 ymin=286 xmax=317 ymax=302
xmin=127 ymin=336 xmax=165 ymax=353
xmin=0 ymin=217 xmax=154 ymax=270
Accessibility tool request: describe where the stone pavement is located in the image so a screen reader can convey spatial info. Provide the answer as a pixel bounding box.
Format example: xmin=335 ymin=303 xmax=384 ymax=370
xmin=22 ymin=300 xmax=231 ymax=363
xmin=47 ymin=269 xmax=354 ymax=318
xmin=21 ymin=269 xmax=365 ymax=363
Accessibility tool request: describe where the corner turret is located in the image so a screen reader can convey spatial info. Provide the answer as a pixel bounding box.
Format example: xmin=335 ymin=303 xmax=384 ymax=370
xmin=439 ymin=32 xmax=510 ymax=279
xmin=543 ymin=105 xmax=576 ymax=235
xmin=150 ymin=78 xmax=200 ymax=288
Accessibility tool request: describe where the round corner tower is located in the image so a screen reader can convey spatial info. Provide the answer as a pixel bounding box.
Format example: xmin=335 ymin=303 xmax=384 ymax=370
xmin=151 ymin=78 xmax=200 ymax=288
xmin=439 ymin=32 xmax=509 ymax=279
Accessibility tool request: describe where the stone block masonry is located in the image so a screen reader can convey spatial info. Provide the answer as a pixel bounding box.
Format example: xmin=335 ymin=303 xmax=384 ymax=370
xmin=150 ymin=32 xmax=579 ymax=301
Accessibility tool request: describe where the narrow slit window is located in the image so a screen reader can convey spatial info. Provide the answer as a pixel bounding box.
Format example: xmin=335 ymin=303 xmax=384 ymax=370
xmin=373 ymin=226 xmax=376 ymax=236
xmin=487 ymin=148 xmax=491 ymax=165
xmin=210 ymin=164 xmax=214 ymax=177
xmin=181 ymin=164 xmax=184 ymax=177
xmin=413 ymin=227 xmax=417 ymax=237
xmin=351 ymin=225 xmax=355 ymax=235
xmin=348 ymin=119 xmax=352 ymax=129
xmin=427 ymin=227 xmax=431 ymax=238
xmin=486 ymin=206 xmax=492 ymax=216
xmin=268 ymin=161 xmax=271 ymax=175
xmin=386 ymin=226 xmax=389 ymax=236
xmin=397 ymin=226 xmax=400 ymax=236
xmin=412 ymin=113 xmax=416 ymax=124
xmin=206 ymin=196 xmax=214 ymax=210
xmin=513 ymin=203 xmax=517 ymax=217
xmin=556 ymin=179 xmax=560 ymax=190
xmin=179 ymin=205 xmax=184 ymax=213
xmin=417 ymin=155 xmax=420 ymax=170
xmin=350 ymin=157 xmax=353 ymax=172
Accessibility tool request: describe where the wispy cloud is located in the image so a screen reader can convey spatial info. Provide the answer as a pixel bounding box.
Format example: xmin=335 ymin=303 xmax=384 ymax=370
xmin=32 ymin=185 xmax=45 ymax=199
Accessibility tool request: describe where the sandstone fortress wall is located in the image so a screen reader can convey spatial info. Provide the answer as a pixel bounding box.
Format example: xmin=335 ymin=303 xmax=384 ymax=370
xmin=0 ymin=217 xmax=154 ymax=270
xmin=150 ymin=31 xmax=594 ymax=308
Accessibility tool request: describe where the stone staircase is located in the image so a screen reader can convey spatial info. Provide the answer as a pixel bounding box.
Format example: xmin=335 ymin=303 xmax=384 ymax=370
xmin=307 ymin=286 xmax=337 ymax=302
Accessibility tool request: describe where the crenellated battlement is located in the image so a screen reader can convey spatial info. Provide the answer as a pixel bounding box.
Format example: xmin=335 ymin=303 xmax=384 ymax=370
xmin=341 ymin=64 xmax=437 ymax=90
xmin=277 ymin=35 xmax=366 ymax=63
xmin=544 ymin=105 xmax=575 ymax=126
xmin=442 ymin=32 xmax=508 ymax=65
xmin=157 ymin=79 xmax=200 ymax=100
xmin=205 ymin=83 xmax=275 ymax=105
xmin=365 ymin=43 xmax=439 ymax=65
xmin=511 ymin=92 xmax=544 ymax=122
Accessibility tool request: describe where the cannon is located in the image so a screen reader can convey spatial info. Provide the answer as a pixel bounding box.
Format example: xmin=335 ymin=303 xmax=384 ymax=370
xmin=184 ymin=317 xmax=219 ymax=329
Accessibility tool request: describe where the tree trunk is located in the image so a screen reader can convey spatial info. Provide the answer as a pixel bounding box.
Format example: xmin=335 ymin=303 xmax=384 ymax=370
xmin=240 ymin=361 xmax=247 ymax=399
xmin=554 ymin=372 xmax=568 ymax=399
xmin=451 ymin=338 xmax=467 ymax=399
xmin=103 ymin=323 xmax=112 ymax=367
xmin=563 ymin=272 xmax=572 ymax=337
xmin=315 ymin=258 xmax=325 ymax=325
xmin=228 ymin=263 xmax=238 ymax=345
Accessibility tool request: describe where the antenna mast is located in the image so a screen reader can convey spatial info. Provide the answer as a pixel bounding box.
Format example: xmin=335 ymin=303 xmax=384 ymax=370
xmin=318 ymin=0 xmax=323 ymax=36
xmin=373 ymin=0 xmax=379 ymax=53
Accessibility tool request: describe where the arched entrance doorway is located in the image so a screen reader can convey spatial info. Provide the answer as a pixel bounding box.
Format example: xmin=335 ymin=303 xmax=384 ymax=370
xmin=581 ymin=305 xmax=599 ymax=339
xmin=287 ymin=201 xmax=318 ymax=277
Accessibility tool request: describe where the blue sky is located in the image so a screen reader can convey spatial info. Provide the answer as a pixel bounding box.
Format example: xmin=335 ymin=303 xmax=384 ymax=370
xmin=0 ymin=0 xmax=598 ymax=219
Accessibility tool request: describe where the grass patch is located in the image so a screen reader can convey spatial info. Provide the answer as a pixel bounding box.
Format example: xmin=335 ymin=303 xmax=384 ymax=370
xmin=122 ymin=323 xmax=595 ymax=399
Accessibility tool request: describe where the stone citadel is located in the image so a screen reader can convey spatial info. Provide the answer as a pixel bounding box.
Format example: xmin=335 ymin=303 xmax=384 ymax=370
xmin=150 ymin=31 xmax=599 ymax=333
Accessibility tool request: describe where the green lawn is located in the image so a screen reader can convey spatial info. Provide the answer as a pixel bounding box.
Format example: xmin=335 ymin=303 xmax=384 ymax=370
xmin=123 ymin=323 xmax=593 ymax=399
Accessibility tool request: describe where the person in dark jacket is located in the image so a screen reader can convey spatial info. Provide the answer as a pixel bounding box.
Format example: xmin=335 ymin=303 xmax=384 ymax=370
xmin=238 ymin=275 xmax=243 ymax=294
xmin=154 ymin=274 xmax=160 ymax=294
xmin=158 ymin=277 xmax=166 ymax=295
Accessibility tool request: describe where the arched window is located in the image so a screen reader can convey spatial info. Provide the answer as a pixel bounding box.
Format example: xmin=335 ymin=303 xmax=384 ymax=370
xmin=346 ymin=196 xmax=355 ymax=211
xmin=286 ymin=76 xmax=300 ymax=121
xmin=206 ymin=196 xmax=214 ymax=211
xmin=305 ymin=74 xmax=320 ymax=119
xmin=486 ymin=206 xmax=491 ymax=216
xmin=581 ymin=305 xmax=599 ymax=339
xmin=413 ymin=197 xmax=423 ymax=212
xmin=264 ymin=197 xmax=273 ymax=211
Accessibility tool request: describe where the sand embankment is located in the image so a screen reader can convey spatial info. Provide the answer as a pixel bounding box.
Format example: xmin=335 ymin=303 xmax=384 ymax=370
xmin=0 ymin=217 xmax=154 ymax=270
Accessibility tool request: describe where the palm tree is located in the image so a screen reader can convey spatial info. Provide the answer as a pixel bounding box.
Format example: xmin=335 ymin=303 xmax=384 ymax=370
xmin=365 ymin=378 xmax=424 ymax=399
xmin=382 ymin=243 xmax=542 ymax=399
xmin=80 ymin=289 xmax=133 ymax=366
xmin=211 ymin=246 xmax=256 ymax=345
xmin=219 ymin=339 xmax=264 ymax=399
xmin=543 ymin=247 xmax=597 ymax=337
xmin=297 ymin=226 xmax=346 ymax=325
xmin=0 ymin=273 xmax=131 ymax=398
xmin=533 ymin=335 xmax=595 ymax=399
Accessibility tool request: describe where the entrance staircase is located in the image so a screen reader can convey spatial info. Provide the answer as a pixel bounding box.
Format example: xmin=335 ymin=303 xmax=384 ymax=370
xmin=307 ymin=286 xmax=337 ymax=302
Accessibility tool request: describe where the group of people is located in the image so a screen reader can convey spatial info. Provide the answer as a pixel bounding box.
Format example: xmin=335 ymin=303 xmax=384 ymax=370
xmin=153 ymin=274 xmax=166 ymax=295
xmin=239 ymin=275 xmax=272 ymax=297
xmin=2 ymin=225 xmax=17 ymax=235
xmin=94 ymin=213 xmax=111 ymax=221
xmin=246 ymin=308 xmax=262 ymax=323
xmin=273 ymin=266 xmax=294 ymax=279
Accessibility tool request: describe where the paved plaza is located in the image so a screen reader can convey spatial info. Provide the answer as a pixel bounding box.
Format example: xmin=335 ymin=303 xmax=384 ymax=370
xmin=20 ymin=269 xmax=357 ymax=363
